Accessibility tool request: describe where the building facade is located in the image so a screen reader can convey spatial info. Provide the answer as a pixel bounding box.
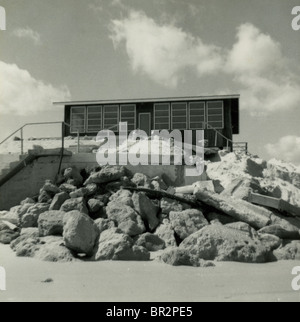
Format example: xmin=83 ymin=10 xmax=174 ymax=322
xmin=57 ymin=95 xmax=239 ymax=148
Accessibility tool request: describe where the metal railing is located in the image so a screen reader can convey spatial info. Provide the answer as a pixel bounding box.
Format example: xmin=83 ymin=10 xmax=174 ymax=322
xmin=0 ymin=121 xmax=249 ymax=155
xmin=0 ymin=122 xmax=80 ymax=155
xmin=203 ymin=121 xmax=248 ymax=154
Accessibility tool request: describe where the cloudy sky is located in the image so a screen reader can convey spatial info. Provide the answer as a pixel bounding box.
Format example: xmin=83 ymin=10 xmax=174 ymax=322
xmin=1 ymin=0 xmax=300 ymax=164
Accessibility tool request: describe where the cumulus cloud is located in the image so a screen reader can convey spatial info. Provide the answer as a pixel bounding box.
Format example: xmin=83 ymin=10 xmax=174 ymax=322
xmin=0 ymin=61 xmax=71 ymax=116
xmin=266 ymin=136 xmax=300 ymax=165
xmin=110 ymin=11 xmax=224 ymax=88
xmin=226 ymin=24 xmax=300 ymax=115
xmin=13 ymin=27 xmax=41 ymax=45
xmin=110 ymin=11 xmax=300 ymax=115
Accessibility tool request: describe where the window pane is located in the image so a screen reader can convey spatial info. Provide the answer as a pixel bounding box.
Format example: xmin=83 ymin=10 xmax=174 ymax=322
xmin=189 ymin=102 xmax=205 ymax=129
xmin=104 ymin=105 xmax=119 ymax=130
xmin=154 ymin=104 xmax=170 ymax=129
xmin=120 ymin=105 xmax=136 ymax=131
xmin=171 ymin=103 xmax=187 ymax=130
xmin=71 ymin=106 xmax=85 ymax=133
xmin=87 ymin=106 xmax=102 ymax=132
xmin=207 ymin=101 xmax=223 ymax=129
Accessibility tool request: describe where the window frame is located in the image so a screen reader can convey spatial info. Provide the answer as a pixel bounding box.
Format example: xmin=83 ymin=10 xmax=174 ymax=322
xmin=70 ymin=106 xmax=86 ymax=134
xmin=86 ymin=105 xmax=103 ymax=133
xmin=206 ymin=100 xmax=224 ymax=130
xmin=103 ymin=104 xmax=120 ymax=132
xmin=171 ymin=102 xmax=188 ymax=130
xmin=188 ymin=101 xmax=206 ymax=130
xmin=120 ymin=104 xmax=136 ymax=132
xmin=154 ymin=103 xmax=170 ymax=130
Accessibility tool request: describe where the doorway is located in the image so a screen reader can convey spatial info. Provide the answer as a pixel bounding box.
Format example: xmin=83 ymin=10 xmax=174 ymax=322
xmin=139 ymin=113 xmax=151 ymax=136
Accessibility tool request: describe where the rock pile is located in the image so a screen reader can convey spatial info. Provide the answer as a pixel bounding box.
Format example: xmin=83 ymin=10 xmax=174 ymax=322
xmin=0 ymin=153 xmax=300 ymax=267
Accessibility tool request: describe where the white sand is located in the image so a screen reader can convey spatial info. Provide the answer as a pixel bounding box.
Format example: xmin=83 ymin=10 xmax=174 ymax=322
xmin=0 ymin=244 xmax=299 ymax=302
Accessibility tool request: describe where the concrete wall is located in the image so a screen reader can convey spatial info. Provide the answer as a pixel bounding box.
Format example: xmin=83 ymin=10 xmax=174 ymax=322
xmin=0 ymin=154 xmax=21 ymax=173
xmin=0 ymin=153 xmax=205 ymax=210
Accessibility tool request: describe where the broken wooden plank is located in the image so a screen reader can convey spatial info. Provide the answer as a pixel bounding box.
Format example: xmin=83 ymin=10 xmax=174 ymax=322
xmin=249 ymin=192 xmax=300 ymax=218
xmin=249 ymin=193 xmax=281 ymax=209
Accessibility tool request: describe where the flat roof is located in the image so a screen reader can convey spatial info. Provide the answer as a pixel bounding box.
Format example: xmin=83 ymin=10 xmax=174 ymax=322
xmin=53 ymin=94 xmax=240 ymax=106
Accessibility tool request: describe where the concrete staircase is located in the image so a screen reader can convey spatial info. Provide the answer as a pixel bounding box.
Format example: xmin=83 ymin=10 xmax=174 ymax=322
xmin=0 ymin=153 xmax=38 ymax=187
xmin=0 ymin=148 xmax=73 ymax=188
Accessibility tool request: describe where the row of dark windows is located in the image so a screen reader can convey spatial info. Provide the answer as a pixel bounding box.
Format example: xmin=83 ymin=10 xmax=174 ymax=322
xmin=70 ymin=101 xmax=224 ymax=133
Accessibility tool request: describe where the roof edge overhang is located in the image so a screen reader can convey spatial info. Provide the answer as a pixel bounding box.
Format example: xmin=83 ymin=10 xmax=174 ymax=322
xmin=53 ymin=94 xmax=240 ymax=106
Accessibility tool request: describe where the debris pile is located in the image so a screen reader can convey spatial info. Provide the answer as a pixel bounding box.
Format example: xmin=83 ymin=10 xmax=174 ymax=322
xmin=0 ymin=151 xmax=300 ymax=266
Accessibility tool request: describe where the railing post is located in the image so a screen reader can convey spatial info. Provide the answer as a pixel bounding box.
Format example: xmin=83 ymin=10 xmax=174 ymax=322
xmin=20 ymin=128 xmax=24 ymax=155
xmin=61 ymin=122 xmax=65 ymax=151
xmin=214 ymin=131 xmax=218 ymax=147
xmin=77 ymin=130 xmax=80 ymax=154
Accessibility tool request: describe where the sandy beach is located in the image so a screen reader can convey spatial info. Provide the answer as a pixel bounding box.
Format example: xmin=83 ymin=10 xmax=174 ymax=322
xmin=0 ymin=244 xmax=299 ymax=302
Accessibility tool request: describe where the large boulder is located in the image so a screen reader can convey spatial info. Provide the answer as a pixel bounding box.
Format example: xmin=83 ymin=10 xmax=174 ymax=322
xmin=10 ymin=235 xmax=75 ymax=262
xmin=38 ymin=210 xmax=65 ymax=236
xmin=49 ymin=192 xmax=70 ymax=211
xmin=159 ymin=247 xmax=215 ymax=267
xmin=94 ymin=218 xmax=116 ymax=233
xmin=84 ymin=166 xmax=126 ymax=185
xmin=7 ymin=204 xmax=34 ymax=224
xmin=106 ymin=202 xmax=146 ymax=236
xmin=20 ymin=198 xmax=35 ymax=205
xmin=88 ymin=199 xmax=104 ymax=214
xmin=11 ymin=236 xmax=40 ymax=257
xmin=132 ymin=192 xmax=160 ymax=231
xmin=135 ymin=233 xmax=165 ymax=251
xmin=258 ymin=233 xmax=282 ymax=251
xmin=60 ymin=197 xmax=89 ymax=215
xmin=63 ymin=211 xmax=99 ymax=256
xmin=63 ymin=166 xmax=83 ymax=187
xmin=131 ymin=173 xmax=152 ymax=188
xmin=160 ymin=198 xmax=191 ymax=215
xmin=40 ymin=181 xmax=61 ymax=196
xmin=94 ymin=229 xmax=150 ymax=261
xmin=273 ymin=240 xmax=300 ymax=260
xmin=59 ymin=183 xmax=77 ymax=194
xmin=35 ymin=236 xmax=75 ymax=262
xmin=268 ymin=213 xmax=300 ymax=240
xmin=207 ymin=212 xmax=237 ymax=225
xmin=154 ymin=219 xmax=177 ymax=247
xmin=109 ymin=189 xmax=133 ymax=207
xmin=169 ymin=209 xmax=208 ymax=240
xmin=0 ymin=221 xmax=20 ymax=244
xmin=221 ymin=178 xmax=264 ymax=201
xmin=69 ymin=184 xmax=98 ymax=198
xmin=22 ymin=203 xmax=50 ymax=228
xmin=225 ymin=222 xmax=259 ymax=238
xmin=151 ymin=176 xmax=168 ymax=191
xmin=180 ymin=224 xmax=271 ymax=263
xmin=20 ymin=227 xmax=40 ymax=238
xmin=38 ymin=191 xmax=52 ymax=204
xmin=258 ymin=225 xmax=300 ymax=240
